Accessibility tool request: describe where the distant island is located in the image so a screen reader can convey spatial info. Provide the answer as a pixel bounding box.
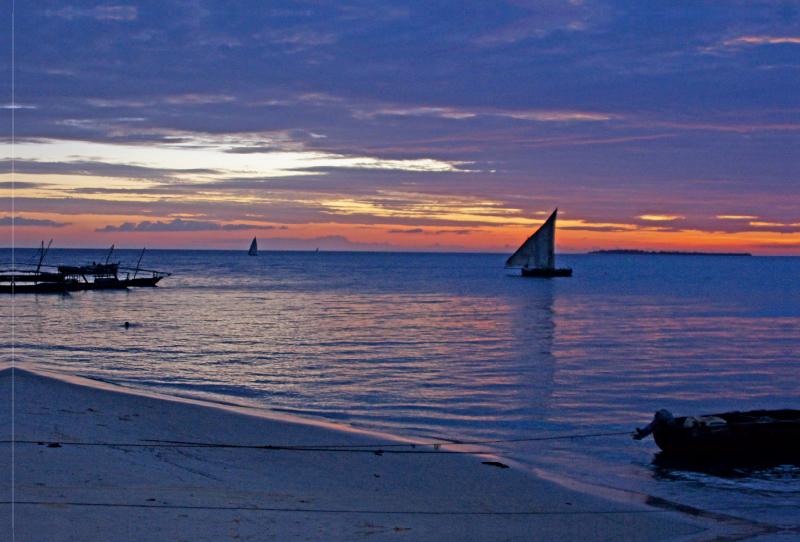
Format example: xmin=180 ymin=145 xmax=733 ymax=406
xmin=589 ymin=249 xmax=752 ymax=256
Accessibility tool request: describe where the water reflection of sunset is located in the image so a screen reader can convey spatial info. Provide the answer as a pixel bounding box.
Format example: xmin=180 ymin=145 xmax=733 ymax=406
xmin=6 ymin=251 xmax=795 ymax=441
xmin=6 ymin=249 xmax=798 ymax=522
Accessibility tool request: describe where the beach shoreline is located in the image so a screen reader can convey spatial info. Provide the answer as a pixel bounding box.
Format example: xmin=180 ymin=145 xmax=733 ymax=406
xmin=0 ymin=365 xmax=738 ymax=541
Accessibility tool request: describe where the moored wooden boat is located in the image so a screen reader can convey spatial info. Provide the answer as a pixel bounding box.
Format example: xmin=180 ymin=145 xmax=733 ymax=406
xmin=116 ymin=248 xmax=170 ymax=287
xmin=0 ymin=240 xmax=67 ymax=294
xmin=634 ymin=409 xmax=800 ymax=458
xmin=121 ymin=274 xmax=166 ymax=287
xmin=0 ymin=280 xmax=67 ymax=294
xmin=1 ymin=243 xmax=170 ymax=293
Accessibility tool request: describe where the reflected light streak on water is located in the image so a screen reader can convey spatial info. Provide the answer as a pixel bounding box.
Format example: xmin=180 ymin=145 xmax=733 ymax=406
xmin=2 ymin=249 xmax=799 ymax=525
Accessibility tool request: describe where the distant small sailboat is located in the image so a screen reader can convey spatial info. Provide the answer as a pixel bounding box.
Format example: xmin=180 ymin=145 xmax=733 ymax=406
xmin=505 ymin=208 xmax=572 ymax=277
xmin=248 ymin=237 xmax=258 ymax=256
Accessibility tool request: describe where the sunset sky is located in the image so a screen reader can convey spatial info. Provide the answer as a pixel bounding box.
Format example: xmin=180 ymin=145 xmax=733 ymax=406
xmin=1 ymin=1 xmax=799 ymax=253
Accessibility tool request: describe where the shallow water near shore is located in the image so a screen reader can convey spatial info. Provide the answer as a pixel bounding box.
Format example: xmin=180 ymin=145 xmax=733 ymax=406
xmin=4 ymin=248 xmax=799 ymax=527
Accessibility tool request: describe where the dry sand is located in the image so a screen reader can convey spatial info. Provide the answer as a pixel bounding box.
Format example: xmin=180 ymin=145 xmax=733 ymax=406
xmin=1 ymin=366 xmax=719 ymax=541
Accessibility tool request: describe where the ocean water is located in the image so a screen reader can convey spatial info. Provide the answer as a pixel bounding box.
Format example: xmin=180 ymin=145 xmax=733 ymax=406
xmin=3 ymin=249 xmax=800 ymax=529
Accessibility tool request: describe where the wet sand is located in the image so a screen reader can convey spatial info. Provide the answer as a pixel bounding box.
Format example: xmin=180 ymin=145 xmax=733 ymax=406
xmin=1 ymin=366 xmax=709 ymax=541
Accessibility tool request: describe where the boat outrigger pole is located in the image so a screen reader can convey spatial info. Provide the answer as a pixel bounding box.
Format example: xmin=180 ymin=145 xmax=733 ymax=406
xmin=35 ymin=240 xmax=54 ymax=277
xmin=105 ymin=244 xmax=115 ymax=265
xmin=133 ymin=248 xmax=145 ymax=279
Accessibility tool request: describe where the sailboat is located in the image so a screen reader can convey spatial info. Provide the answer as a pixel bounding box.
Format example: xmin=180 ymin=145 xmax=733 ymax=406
xmin=505 ymin=208 xmax=572 ymax=277
xmin=248 ymin=237 xmax=258 ymax=256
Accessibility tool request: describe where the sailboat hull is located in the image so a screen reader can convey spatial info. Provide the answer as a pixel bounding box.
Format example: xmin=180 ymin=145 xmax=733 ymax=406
xmin=520 ymin=267 xmax=572 ymax=277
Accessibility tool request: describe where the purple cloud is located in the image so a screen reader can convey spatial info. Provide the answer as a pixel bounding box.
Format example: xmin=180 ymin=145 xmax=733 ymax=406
xmin=0 ymin=216 xmax=71 ymax=227
xmin=388 ymin=228 xmax=424 ymax=234
xmin=96 ymin=219 xmax=278 ymax=233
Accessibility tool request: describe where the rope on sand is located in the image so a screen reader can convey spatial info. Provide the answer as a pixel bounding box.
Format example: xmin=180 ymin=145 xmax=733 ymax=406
xmin=2 ymin=500 xmax=671 ymax=515
xmin=1 ymin=430 xmax=634 ymax=454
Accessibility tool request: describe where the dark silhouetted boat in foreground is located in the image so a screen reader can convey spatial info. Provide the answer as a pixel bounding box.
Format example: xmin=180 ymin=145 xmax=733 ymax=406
xmin=634 ymin=409 xmax=800 ymax=459
xmin=57 ymin=264 xmax=129 ymax=290
xmin=58 ymin=247 xmax=170 ymax=289
xmin=0 ymin=276 xmax=67 ymax=294
xmin=0 ymin=240 xmax=67 ymax=293
xmin=505 ymin=208 xmax=572 ymax=277
xmin=1 ymin=244 xmax=170 ymax=294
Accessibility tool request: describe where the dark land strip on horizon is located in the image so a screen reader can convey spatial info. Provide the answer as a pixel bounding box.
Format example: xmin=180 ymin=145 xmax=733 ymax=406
xmin=589 ymin=250 xmax=752 ymax=256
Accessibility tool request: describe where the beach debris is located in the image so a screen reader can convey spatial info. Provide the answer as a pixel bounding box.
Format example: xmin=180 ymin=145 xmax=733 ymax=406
xmin=482 ymin=461 xmax=509 ymax=469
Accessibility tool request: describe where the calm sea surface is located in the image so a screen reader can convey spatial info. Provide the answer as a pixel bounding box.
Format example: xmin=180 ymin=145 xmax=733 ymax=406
xmin=4 ymin=249 xmax=799 ymax=527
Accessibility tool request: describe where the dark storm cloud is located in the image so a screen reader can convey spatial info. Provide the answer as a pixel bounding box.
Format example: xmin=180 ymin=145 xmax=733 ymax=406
xmin=0 ymin=216 xmax=71 ymax=227
xmin=96 ymin=218 xmax=278 ymax=233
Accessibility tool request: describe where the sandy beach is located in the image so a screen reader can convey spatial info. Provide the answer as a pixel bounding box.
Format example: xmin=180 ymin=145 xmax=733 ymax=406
xmin=1 ymin=366 xmax=720 ymax=541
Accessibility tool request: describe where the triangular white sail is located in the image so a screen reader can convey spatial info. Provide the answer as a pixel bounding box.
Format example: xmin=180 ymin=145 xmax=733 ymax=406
xmin=248 ymin=237 xmax=258 ymax=256
xmin=505 ymin=209 xmax=557 ymax=269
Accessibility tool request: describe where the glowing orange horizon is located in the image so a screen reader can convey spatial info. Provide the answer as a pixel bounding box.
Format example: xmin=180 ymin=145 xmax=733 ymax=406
xmin=1 ymin=214 xmax=798 ymax=255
